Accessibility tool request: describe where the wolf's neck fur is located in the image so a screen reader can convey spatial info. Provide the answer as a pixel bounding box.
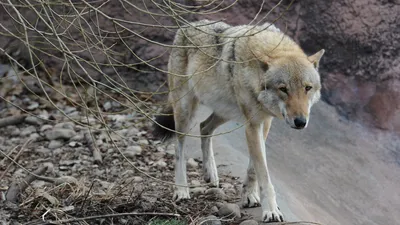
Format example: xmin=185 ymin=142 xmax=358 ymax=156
xmin=247 ymin=30 xmax=306 ymax=59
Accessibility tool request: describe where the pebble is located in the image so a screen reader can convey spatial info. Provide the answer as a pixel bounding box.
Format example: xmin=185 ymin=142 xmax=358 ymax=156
xmin=198 ymin=215 xmax=221 ymax=225
xmin=54 ymin=122 xmax=75 ymax=130
xmin=217 ymin=203 xmax=241 ymax=219
xmin=205 ymin=188 xmax=227 ymax=200
xmin=20 ymin=126 xmax=36 ymax=136
xmin=138 ymin=139 xmax=149 ymax=145
xmin=239 ymin=220 xmax=258 ymax=225
xmin=10 ymin=127 xmax=20 ymax=136
xmin=27 ymin=101 xmax=39 ymax=110
xmin=154 ymin=159 xmax=167 ymax=168
xmin=190 ymin=187 xmax=206 ymax=196
xmin=45 ymin=128 xmax=76 ymax=140
xmin=40 ymin=124 xmax=53 ymax=133
xmin=29 ymin=133 xmax=41 ymax=141
xmin=103 ymin=101 xmax=112 ymax=111
xmin=187 ymin=158 xmax=199 ymax=169
xmin=123 ymin=145 xmax=142 ymax=158
xmin=191 ymin=180 xmax=201 ymax=186
xmin=48 ymin=140 xmax=63 ymax=149
xmin=25 ymin=116 xmax=44 ymax=126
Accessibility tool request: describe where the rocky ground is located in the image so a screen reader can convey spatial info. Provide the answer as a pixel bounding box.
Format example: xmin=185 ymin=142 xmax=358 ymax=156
xmin=0 ymin=75 xmax=263 ymax=225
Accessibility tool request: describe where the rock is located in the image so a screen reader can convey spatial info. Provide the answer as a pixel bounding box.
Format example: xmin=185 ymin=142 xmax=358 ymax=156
xmin=138 ymin=139 xmax=149 ymax=145
xmin=191 ymin=180 xmax=201 ymax=186
xmin=221 ymin=183 xmax=236 ymax=195
xmin=54 ymin=122 xmax=75 ymax=130
xmin=198 ymin=215 xmax=221 ymax=225
xmin=40 ymin=124 xmax=53 ymax=133
xmin=25 ymin=116 xmax=44 ymax=126
xmin=239 ymin=220 xmax=258 ymax=225
xmin=217 ymin=203 xmax=241 ymax=219
xmin=154 ymin=159 xmax=167 ymax=168
xmin=166 ymin=144 xmax=175 ymax=155
xmin=211 ymin=206 xmax=219 ymax=214
xmin=70 ymin=134 xmax=84 ymax=141
xmin=103 ymin=101 xmax=112 ymax=111
xmin=48 ymin=140 xmax=64 ymax=149
xmin=187 ymin=158 xmax=199 ymax=169
xmin=27 ymin=101 xmax=39 ymax=110
xmin=123 ymin=145 xmax=142 ymax=158
xmin=190 ymin=187 xmax=206 ymax=196
xmin=45 ymin=128 xmax=76 ymax=140
xmin=132 ymin=176 xmax=143 ymax=182
xmin=29 ymin=133 xmax=41 ymax=141
xmin=205 ymin=188 xmax=227 ymax=200
xmin=9 ymin=127 xmax=20 ymax=136
xmin=20 ymin=126 xmax=36 ymax=136
xmin=68 ymin=141 xmax=80 ymax=147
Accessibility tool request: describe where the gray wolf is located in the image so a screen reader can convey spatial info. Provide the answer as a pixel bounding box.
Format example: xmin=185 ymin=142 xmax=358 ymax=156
xmin=153 ymin=19 xmax=325 ymax=222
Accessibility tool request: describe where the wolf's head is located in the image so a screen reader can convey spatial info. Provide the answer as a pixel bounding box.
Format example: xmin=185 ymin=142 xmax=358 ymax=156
xmin=256 ymin=50 xmax=325 ymax=129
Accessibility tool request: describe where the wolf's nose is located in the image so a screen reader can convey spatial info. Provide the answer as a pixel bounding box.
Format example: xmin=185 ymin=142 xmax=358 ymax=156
xmin=294 ymin=117 xmax=307 ymax=128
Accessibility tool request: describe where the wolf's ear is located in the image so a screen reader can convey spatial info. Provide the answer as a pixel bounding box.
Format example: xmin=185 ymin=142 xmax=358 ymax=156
xmin=308 ymin=49 xmax=325 ymax=70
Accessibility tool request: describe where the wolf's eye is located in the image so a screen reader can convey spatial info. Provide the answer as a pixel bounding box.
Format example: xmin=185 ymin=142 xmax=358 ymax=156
xmin=279 ymin=87 xmax=288 ymax=94
xmin=305 ymin=86 xmax=312 ymax=92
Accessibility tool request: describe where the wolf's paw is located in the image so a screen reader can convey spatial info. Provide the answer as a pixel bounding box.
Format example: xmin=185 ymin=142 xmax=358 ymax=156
xmin=203 ymin=163 xmax=219 ymax=187
xmin=173 ymin=187 xmax=190 ymax=202
xmin=241 ymin=191 xmax=260 ymax=208
xmin=262 ymin=207 xmax=284 ymax=223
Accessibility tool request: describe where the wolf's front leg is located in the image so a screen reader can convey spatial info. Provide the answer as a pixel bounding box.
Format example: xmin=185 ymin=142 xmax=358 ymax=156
xmin=245 ymin=122 xmax=283 ymax=222
xmin=173 ymin=138 xmax=190 ymax=201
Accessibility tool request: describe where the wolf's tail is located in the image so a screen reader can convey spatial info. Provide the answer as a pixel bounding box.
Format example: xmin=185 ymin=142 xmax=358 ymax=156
xmin=152 ymin=106 xmax=176 ymax=142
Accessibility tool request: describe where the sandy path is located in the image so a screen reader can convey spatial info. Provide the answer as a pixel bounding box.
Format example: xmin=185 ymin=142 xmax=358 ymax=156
xmin=183 ymin=101 xmax=400 ymax=225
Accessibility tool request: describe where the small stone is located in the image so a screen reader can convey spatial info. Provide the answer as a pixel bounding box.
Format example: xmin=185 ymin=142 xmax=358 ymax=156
xmin=239 ymin=220 xmax=258 ymax=225
xmin=54 ymin=122 xmax=75 ymax=130
xmin=156 ymin=146 xmax=165 ymax=152
xmin=217 ymin=203 xmax=241 ymax=219
xmin=132 ymin=176 xmax=143 ymax=182
xmin=198 ymin=215 xmax=221 ymax=225
xmin=211 ymin=206 xmax=219 ymax=214
xmin=40 ymin=124 xmax=53 ymax=133
xmin=206 ymin=188 xmax=227 ymax=200
xmin=70 ymin=134 xmax=84 ymax=141
xmin=21 ymin=126 xmax=36 ymax=136
xmin=187 ymin=158 xmax=199 ymax=169
xmin=190 ymin=187 xmax=207 ymax=196
xmin=103 ymin=101 xmax=112 ymax=111
xmin=138 ymin=139 xmax=149 ymax=145
xmin=121 ymin=170 xmax=135 ymax=177
xmin=27 ymin=101 xmax=39 ymax=110
xmin=64 ymin=106 xmax=77 ymax=114
xmin=29 ymin=133 xmax=41 ymax=141
xmin=154 ymin=159 xmax=167 ymax=168
xmin=191 ymin=180 xmax=201 ymax=186
xmin=35 ymin=146 xmax=51 ymax=154
xmin=25 ymin=116 xmax=44 ymax=126
xmin=124 ymin=146 xmax=142 ymax=157
xmin=68 ymin=141 xmax=80 ymax=147
xmin=10 ymin=127 xmax=20 ymax=136
xmin=166 ymin=144 xmax=175 ymax=155
xmin=52 ymin=148 xmax=63 ymax=155
xmin=45 ymin=128 xmax=76 ymax=140
xmin=48 ymin=140 xmax=64 ymax=149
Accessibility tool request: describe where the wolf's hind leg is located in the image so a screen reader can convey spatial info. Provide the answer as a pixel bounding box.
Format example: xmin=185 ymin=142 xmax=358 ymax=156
xmin=172 ymin=98 xmax=198 ymax=201
xmin=242 ymin=159 xmax=260 ymax=207
xmin=200 ymin=113 xmax=226 ymax=187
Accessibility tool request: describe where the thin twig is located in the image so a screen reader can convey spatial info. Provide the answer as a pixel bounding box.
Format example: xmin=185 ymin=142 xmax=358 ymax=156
xmin=43 ymin=212 xmax=181 ymax=224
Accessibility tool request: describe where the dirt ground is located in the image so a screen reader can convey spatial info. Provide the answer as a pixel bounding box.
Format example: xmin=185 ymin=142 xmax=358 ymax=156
xmin=0 ymin=77 xmax=253 ymax=225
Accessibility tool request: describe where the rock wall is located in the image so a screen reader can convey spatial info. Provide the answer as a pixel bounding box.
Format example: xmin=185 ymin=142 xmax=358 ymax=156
xmin=1 ymin=0 xmax=399 ymax=134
